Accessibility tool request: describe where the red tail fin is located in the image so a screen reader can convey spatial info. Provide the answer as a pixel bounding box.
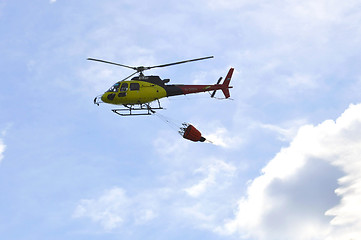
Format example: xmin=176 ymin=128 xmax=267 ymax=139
xmin=221 ymin=68 xmax=234 ymax=98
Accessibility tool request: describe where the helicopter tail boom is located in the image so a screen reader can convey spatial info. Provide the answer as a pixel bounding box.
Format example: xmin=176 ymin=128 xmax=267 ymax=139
xmin=164 ymin=68 xmax=234 ymax=98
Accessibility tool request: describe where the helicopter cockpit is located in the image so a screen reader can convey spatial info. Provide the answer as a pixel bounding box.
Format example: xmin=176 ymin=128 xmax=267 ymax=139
xmin=107 ymin=82 xmax=130 ymax=93
xmin=107 ymin=82 xmax=120 ymax=92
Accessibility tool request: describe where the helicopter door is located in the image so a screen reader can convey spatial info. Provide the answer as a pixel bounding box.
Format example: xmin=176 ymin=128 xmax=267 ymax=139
xmin=118 ymin=83 xmax=128 ymax=97
xmin=130 ymin=83 xmax=140 ymax=91
xmin=129 ymin=82 xmax=140 ymax=102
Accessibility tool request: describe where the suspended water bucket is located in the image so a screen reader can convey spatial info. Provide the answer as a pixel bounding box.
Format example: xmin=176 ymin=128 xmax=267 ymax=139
xmin=179 ymin=123 xmax=206 ymax=142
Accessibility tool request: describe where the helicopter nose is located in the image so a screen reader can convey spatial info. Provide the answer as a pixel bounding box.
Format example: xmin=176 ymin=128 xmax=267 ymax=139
xmin=101 ymin=93 xmax=116 ymax=103
xmin=101 ymin=94 xmax=107 ymax=103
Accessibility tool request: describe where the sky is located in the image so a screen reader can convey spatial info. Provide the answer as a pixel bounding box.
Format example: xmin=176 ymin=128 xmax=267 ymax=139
xmin=1 ymin=0 xmax=361 ymax=239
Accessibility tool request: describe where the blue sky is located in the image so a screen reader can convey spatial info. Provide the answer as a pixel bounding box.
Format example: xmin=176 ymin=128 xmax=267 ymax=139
xmin=1 ymin=0 xmax=361 ymax=239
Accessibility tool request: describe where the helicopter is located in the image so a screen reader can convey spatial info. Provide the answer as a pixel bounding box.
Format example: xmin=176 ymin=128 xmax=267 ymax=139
xmin=89 ymin=56 xmax=234 ymax=116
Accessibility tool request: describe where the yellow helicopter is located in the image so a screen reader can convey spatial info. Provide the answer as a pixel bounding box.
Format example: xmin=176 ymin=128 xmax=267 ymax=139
xmin=89 ymin=56 xmax=234 ymax=116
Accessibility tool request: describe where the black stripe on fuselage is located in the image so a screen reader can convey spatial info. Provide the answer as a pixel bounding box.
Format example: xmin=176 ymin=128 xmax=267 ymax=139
xmin=163 ymin=85 xmax=184 ymax=96
xmin=132 ymin=76 xmax=184 ymax=97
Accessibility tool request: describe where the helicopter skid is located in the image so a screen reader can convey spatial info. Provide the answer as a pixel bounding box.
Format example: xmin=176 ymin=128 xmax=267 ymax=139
xmin=112 ymin=100 xmax=163 ymax=116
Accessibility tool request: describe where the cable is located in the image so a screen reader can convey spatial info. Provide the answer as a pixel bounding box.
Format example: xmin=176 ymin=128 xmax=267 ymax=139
xmin=152 ymin=112 xmax=181 ymax=132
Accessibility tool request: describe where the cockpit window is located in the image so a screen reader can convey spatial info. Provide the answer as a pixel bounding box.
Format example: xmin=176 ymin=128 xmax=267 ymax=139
xmin=120 ymin=83 xmax=128 ymax=91
xmin=107 ymin=82 xmax=120 ymax=92
xmin=130 ymin=83 xmax=140 ymax=91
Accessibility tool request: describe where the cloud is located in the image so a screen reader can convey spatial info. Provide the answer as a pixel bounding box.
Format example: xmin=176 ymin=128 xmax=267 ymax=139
xmin=184 ymin=159 xmax=236 ymax=198
xmin=205 ymin=127 xmax=243 ymax=149
xmin=178 ymin=159 xmax=241 ymax=232
xmin=220 ymin=103 xmax=361 ymax=240
xmin=73 ymin=157 xmax=241 ymax=234
xmin=0 ymin=127 xmax=7 ymax=164
xmin=73 ymin=187 xmax=171 ymax=231
xmin=74 ymin=100 xmax=361 ymax=239
xmin=73 ymin=187 xmax=130 ymax=231
xmin=0 ymin=138 xmax=5 ymax=164
xmin=207 ymin=0 xmax=361 ymax=105
xmin=257 ymin=118 xmax=308 ymax=142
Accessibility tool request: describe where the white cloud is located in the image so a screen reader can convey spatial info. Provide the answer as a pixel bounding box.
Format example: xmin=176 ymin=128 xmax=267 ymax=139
xmin=284 ymin=73 xmax=319 ymax=89
xmin=184 ymin=159 xmax=236 ymax=198
xmin=178 ymin=159 xmax=241 ymax=232
xmin=78 ymin=65 xmax=117 ymax=94
xmin=204 ymin=127 xmax=243 ymax=149
xmin=0 ymin=138 xmax=5 ymax=164
xmin=0 ymin=126 xmax=8 ymax=164
xmin=73 ymin=157 xmax=240 ymax=233
xmin=73 ymin=187 xmax=130 ymax=231
xmin=258 ymin=119 xmax=308 ymax=142
xmin=220 ymin=103 xmax=361 ymax=240
xmin=134 ymin=209 xmax=157 ymax=225
xmin=73 ymin=187 xmax=172 ymax=231
xmin=207 ymin=0 xmax=361 ymax=103
xmin=206 ymin=0 xmax=361 ymax=33
xmin=72 ymin=99 xmax=361 ymax=238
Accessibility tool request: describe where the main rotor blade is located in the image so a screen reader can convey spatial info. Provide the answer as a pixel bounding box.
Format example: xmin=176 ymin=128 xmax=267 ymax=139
xmin=87 ymin=58 xmax=136 ymax=70
xmin=148 ymin=56 xmax=214 ymax=69
xmin=121 ymin=71 xmax=138 ymax=81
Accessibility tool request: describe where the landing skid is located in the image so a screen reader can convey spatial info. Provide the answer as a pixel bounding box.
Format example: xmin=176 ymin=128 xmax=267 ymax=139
xmin=112 ymin=99 xmax=163 ymax=116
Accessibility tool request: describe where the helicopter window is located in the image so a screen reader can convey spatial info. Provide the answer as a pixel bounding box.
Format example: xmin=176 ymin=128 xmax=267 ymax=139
xmin=130 ymin=83 xmax=140 ymax=91
xmin=107 ymin=82 xmax=120 ymax=92
xmin=120 ymin=83 xmax=128 ymax=92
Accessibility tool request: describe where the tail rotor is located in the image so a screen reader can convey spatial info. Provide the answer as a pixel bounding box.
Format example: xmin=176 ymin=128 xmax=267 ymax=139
xmin=211 ymin=68 xmax=234 ymax=99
